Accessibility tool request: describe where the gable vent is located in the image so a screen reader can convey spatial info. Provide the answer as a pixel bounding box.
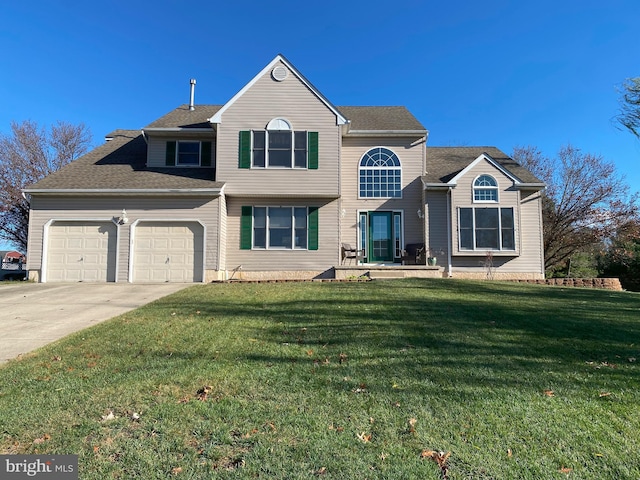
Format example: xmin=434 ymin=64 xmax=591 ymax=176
xmin=272 ymin=65 xmax=288 ymax=81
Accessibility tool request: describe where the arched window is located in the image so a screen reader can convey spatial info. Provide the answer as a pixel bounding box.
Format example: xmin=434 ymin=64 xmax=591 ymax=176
xmin=359 ymin=147 xmax=402 ymax=198
xmin=473 ymin=174 xmax=498 ymax=202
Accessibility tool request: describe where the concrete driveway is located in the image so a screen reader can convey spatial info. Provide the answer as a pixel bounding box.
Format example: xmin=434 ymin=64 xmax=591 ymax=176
xmin=0 ymin=282 xmax=190 ymax=364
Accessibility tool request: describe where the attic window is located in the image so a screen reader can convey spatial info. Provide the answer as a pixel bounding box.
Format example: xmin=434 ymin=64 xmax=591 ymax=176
xmin=473 ymin=175 xmax=498 ymax=202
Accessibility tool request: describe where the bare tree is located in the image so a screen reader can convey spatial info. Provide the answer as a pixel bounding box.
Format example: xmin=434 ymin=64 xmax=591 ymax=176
xmin=616 ymin=77 xmax=640 ymax=139
xmin=0 ymin=120 xmax=92 ymax=251
xmin=512 ymin=145 xmax=639 ymax=272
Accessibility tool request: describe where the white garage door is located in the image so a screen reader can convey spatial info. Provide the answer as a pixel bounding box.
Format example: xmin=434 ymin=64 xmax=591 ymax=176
xmin=46 ymin=221 xmax=117 ymax=282
xmin=133 ymin=221 xmax=204 ymax=283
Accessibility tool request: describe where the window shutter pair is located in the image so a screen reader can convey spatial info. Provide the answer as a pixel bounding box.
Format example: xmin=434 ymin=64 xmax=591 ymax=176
xmin=165 ymin=141 xmax=212 ymax=166
xmin=238 ymin=131 xmax=318 ymax=168
xmin=240 ymin=206 xmax=319 ymax=250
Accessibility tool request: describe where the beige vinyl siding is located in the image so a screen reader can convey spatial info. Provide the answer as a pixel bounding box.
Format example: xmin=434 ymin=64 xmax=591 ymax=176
xmin=216 ymin=60 xmax=340 ymax=197
xmin=449 ymin=160 xmax=544 ymax=276
xmin=146 ymin=136 xmax=216 ymax=168
xmin=340 ymin=137 xmax=425 ymax=246
xmin=225 ymin=198 xmax=339 ymax=271
xmin=424 ymin=190 xmax=449 ymax=264
xmin=450 ymin=161 xmax=521 ymax=255
xmin=28 ymin=195 xmax=220 ymax=282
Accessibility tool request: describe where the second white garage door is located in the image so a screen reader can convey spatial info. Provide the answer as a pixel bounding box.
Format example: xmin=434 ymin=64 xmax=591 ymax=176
xmin=132 ymin=221 xmax=204 ymax=283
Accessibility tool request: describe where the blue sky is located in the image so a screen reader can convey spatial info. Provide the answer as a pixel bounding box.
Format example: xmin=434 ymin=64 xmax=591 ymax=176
xmin=1 ymin=0 xmax=639 ymax=250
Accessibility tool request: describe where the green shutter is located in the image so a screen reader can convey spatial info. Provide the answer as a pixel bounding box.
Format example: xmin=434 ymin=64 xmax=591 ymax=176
xmin=165 ymin=141 xmax=176 ymax=166
xmin=239 ymin=131 xmax=251 ymax=169
xmin=240 ymin=206 xmax=253 ymax=250
xmin=308 ymin=207 xmax=319 ymax=250
xmin=308 ymin=132 xmax=318 ymax=169
xmin=201 ymin=141 xmax=212 ymax=166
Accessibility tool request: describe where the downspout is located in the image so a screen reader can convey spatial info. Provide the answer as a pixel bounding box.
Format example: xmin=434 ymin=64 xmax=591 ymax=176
xmin=447 ymin=187 xmax=453 ymax=277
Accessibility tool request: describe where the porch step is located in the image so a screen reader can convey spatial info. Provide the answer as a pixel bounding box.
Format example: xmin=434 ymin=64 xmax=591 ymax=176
xmin=369 ymin=270 xmax=406 ymax=279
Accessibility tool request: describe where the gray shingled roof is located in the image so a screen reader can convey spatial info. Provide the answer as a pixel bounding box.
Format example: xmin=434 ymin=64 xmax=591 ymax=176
xmin=424 ymin=146 xmax=544 ymax=185
xmin=145 ymin=105 xmax=222 ymax=129
xmin=145 ymin=105 xmax=426 ymax=132
xmin=26 ymin=130 xmax=222 ymax=191
xmin=27 ymin=107 xmax=539 ymax=193
xmin=338 ymin=106 xmax=426 ymax=131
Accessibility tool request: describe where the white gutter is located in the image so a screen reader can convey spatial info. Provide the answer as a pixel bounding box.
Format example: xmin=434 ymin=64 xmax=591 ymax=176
xmin=23 ymin=188 xmax=223 ymax=196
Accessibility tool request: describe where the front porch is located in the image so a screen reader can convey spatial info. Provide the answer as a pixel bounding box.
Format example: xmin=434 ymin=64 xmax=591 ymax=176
xmin=335 ymin=263 xmax=444 ymax=280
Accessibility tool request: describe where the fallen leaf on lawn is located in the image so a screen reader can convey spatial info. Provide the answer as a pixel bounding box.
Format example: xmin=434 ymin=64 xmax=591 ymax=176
xmin=195 ymin=310 xmax=201 ymax=314
xmin=594 ymin=453 xmax=604 ymax=457
xmin=196 ymin=385 xmax=213 ymax=401
xmin=339 ymin=353 xmax=348 ymax=364
xmin=314 ymin=466 xmax=327 ymax=475
xmin=32 ymin=434 xmax=51 ymax=445
xmin=629 ymin=357 xmax=636 ymax=363
xmin=599 ymin=392 xmax=612 ymax=397
xmin=380 ymin=452 xmax=389 ymax=460
xmin=507 ymin=448 xmax=513 ymax=457
xmin=559 ymin=466 xmax=572 ymax=474
xmin=408 ymin=418 xmax=417 ymax=433
xmin=52 ymin=355 xmax=61 ymax=362
xmin=306 ymin=349 xmax=314 ymax=356
xmin=131 ymin=412 xmax=141 ymax=421
xmin=171 ymin=466 xmax=183 ymax=475
xmin=421 ymin=449 xmax=451 ymax=476
xmin=357 ymin=432 xmax=372 ymax=443
xmin=544 ymin=389 xmax=555 ymax=397
xmin=101 ymin=411 xmax=116 ymax=422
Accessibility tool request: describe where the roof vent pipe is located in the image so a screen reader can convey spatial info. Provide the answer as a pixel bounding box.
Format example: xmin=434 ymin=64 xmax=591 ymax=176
xmin=189 ymin=79 xmax=196 ymax=111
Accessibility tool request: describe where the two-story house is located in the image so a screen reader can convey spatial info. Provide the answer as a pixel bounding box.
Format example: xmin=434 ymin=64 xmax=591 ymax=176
xmin=24 ymin=55 xmax=545 ymax=283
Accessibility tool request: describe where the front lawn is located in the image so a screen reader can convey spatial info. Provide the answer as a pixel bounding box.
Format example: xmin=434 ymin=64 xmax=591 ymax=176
xmin=0 ymin=279 xmax=638 ymax=479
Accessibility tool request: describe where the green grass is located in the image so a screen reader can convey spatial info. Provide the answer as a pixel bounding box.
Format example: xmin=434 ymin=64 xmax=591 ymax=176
xmin=0 ymin=279 xmax=639 ymax=479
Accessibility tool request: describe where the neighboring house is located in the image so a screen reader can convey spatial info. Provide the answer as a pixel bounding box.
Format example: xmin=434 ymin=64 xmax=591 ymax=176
xmin=24 ymin=54 xmax=545 ymax=283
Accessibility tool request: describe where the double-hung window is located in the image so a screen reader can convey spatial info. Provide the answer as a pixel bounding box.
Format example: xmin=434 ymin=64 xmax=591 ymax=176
xmin=241 ymin=206 xmax=319 ymax=250
xmin=459 ymin=207 xmax=515 ymax=251
xmin=165 ymin=140 xmax=212 ymax=167
xmin=239 ymin=119 xmax=318 ymax=169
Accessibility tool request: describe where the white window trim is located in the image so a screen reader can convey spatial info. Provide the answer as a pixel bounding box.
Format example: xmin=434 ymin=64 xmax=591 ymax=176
xmin=176 ymin=140 xmax=203 ymax=167
xmin=250 ymin=129 xmax=308 ymax=169
xmin=358 ymin=146 xmax=403 ymax=199
xmin=252 ymin=206 xmax=310 ymax=250
xmin=472 ymin=174 xmax=499 ymax=203
xmin=457 ymin=206 xmax=516 ymax=252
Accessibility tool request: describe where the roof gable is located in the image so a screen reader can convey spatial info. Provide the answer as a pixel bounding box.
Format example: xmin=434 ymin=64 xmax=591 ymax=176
xmin=449 ymin=153 xmax=522 ymax=185
xmin=210 ymin=54 xmax=347 ymax=126
xmin=423 ymin=147 xmax=545 ymax=187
